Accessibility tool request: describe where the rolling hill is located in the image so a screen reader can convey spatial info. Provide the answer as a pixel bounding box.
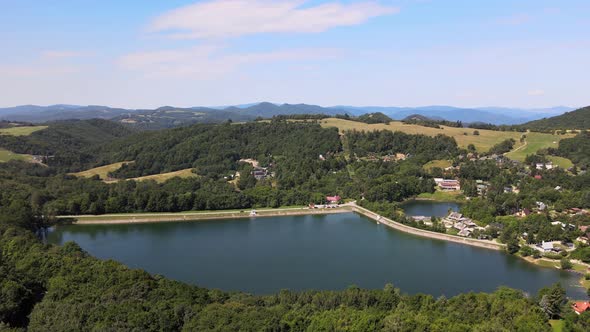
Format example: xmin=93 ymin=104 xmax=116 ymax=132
xmin=521 ymin=106 xmax=590 ymax=131
xmin=0 ymin=103 xmax=573 ymax=128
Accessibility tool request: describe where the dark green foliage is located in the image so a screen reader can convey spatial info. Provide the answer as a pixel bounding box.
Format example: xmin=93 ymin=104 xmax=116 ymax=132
xmin=523 ymin=106 xmax=590 ymax=131
xmin=402 ymin=114 xmax=463 ymax=128
xmin=356 ymin=112 xmax=392 ymax=124
xmin=560 ymin=258 xmax=573 ymax=270
xmin=538 ymin=283 xmax=566 ymax=319
xmin=100 ymin=121 xmax=341 ymax=179
xmin=0 ymin=119 xmax=134 ymax=171
xmin=551 ymin=132 xmax=590 ymax=169
xmin=488 ymin=138 xmax=516 ymax=155
xmin=344 ymin=130 xmax=458 ymax=160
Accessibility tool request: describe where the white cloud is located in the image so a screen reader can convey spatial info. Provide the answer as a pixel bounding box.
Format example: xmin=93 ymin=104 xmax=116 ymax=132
xmin=118 ymin=45 xmax=340 ymax=78
xmin=149 ymin=0 xmax=398 ymax=39
xmin=528 ymin=89 xmax=545 ymax=96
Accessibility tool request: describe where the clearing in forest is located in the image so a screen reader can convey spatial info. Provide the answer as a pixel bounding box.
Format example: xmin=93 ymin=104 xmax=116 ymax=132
xmin=72 ymin=162 xmax=198 ymax=183
xmin=0 ymin=148 xmax=32 ymax=162
xmin=0 ymin=125 xmax=48 ymax=136
xmin=71 ymin=161 xmax=133 ymax=180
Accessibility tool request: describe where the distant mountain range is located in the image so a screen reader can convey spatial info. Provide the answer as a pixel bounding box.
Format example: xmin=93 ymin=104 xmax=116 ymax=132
xmin=330 ymin=105 xmax=574 ymax=125
xmin=0 ymin=102 xmax=576 ymax=128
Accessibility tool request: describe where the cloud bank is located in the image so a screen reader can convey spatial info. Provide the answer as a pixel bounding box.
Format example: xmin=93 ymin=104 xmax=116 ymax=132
xmin=149 ymin=0 xmax=398 ymax=39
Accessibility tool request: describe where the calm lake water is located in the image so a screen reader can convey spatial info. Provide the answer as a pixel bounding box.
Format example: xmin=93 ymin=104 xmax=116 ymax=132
xmin=47 ymin=213 xmax=586 ymax=298
xmin=401 ymin=200 xmax=460 ymax=217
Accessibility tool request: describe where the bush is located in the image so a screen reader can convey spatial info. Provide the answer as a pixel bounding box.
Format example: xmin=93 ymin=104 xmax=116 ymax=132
xmin=560 ymin=258 xmax=573 ymax=270
xmin=543 ymin=252 xmax=563 ymax=260
xmin=520 ymin=246 xmax=536 ymax=257
xmin=473 ymin=130 xmax=480 ymax=136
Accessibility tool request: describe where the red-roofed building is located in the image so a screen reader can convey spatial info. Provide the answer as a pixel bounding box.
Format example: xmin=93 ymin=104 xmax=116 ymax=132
xmin=534 ymin=175 xmax=542 ymax=180
xmin=326 ymin=196 xmax=341 ymax=204
xmin=572 ymin=301 xmax=590 ymax=315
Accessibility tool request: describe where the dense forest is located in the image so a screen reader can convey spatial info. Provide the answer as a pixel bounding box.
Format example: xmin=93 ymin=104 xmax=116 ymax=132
xmin=0 ymin=119 xmax=134 ymax=171
xmin=522 ymin=106 xmax=590 ymax=131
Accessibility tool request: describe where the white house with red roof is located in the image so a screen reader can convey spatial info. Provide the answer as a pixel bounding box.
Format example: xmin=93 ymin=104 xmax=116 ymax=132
xmin=326 ymin=195 xmax=341 ymax=204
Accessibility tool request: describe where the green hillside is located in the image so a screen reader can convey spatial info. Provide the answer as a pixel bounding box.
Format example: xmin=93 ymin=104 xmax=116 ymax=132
xmin=0 ymin=119 xmax=134 ymax=171
xmin=523 ymin=106 xmax=590 ymax=131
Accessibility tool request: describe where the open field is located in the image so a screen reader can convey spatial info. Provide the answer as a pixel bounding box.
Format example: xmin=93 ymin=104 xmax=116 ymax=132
xmin=319 ymin=118 xmax=524 ymax=152
xmin=549 ymin=320 xmax=564 ymax=332
xmin=0 ymin=148 xmax=32 ymax=162
xmin=72 ymin=162 xmax=197 ymax=183
xmin=547 ymin=156 xmax=574 ymax=169
xmin=416 ymin=190 xmax=465 ymax=202
xmin=129 ymin=168 xmax=198 ymax=183
xmin=423 ymin=159 xmax=452 ymax=171
xmin=505 ymin=132 xmax=574 ymax=161
xmin=71 ymin=161 xmax=133 ymax=180
xmin=319 ymin=118 xmax=576 ymax=159
xmin=0 ymin=125 xmax=47 ymax=136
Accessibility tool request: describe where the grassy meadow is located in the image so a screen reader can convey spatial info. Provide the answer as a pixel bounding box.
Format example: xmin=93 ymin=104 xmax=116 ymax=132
xmin=0 ymin=125 xmax=47 ymax=136
xmin=72 ymin=161 xmax=198 ymax=183
xmin=319 ymin=119 xmax=575 ymax=163
xmin=319 ymin=118 xmax=524 ymax=152
xmin=423 ymin=159 xmax=452 ymax=171
xmin=0 ymin=148 xmax=32 ymax=162
xmin=129 ymin=168 xmax=198 ymax=183
xmin=505 ymin=132 xmax=572 ymax=161
xmin=71 ymin=161 xmax=133 ymax=180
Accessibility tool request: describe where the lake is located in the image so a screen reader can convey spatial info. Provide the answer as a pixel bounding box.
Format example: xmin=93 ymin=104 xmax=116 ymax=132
xmin=47 ymin=213 xmax=586 ymax=298
xmin=401 ymin=200 xmax=460 ymax=217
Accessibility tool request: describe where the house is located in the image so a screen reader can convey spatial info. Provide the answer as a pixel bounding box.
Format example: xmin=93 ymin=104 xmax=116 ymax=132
xmin=326 ymin=195 xmax=341 ymax=204
xmin=540 ymin=242 xmax=554 ymax=252
xmin=536 ymin=162 xmax=554 ymax=170
xmin=439 ymin=179 xmax=460 ymax=191
xmin=458 ymin=228 xmax=472 ymax=237
xmin=572 ymin=301 xmax=590 ymax=315
xmin=537 ymin=241 xmax=560 ymax=253
xmin=536 ymin=201 xmax=547 ymax=211
xmin=412 ymin=216 xmax=432 ymax=226
xmin=252 ymin=169 xmax=268 ymax=180
xmin=448 ymin=212 xmax=463 ymax=221
xmin=477 ymin=184 xmax=488 ymax=196
xmin=534 ymin=175 xmax=542 ymax=180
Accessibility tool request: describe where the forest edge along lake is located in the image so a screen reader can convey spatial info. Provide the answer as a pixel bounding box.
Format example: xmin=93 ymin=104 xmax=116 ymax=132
xmin=48 ymin=211 xmax=587 ymax=299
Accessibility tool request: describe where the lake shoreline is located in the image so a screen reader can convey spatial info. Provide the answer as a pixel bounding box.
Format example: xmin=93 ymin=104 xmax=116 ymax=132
xmin=60 ymin=206 xmax=353 ymax=225
xmin=58 ymin=204 xmax=504 ymax=251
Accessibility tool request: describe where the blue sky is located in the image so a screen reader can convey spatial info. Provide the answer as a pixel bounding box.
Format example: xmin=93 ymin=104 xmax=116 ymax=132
xmin=1 ymin=0 xmax=588 ymax=109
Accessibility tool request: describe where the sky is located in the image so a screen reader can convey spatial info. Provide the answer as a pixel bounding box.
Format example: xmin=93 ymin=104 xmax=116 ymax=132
xmin=1 ymin=0 xmax=589 ymax=109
